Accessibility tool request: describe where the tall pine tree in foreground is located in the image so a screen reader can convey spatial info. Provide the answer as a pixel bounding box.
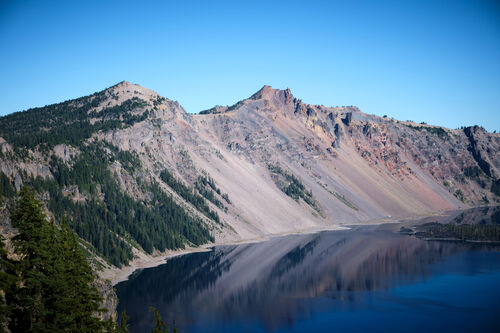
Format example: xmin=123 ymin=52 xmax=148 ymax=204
xmin=0 ymin=188 xmax=178 ymax=332
xmin=3 ymin=187 xmax=111 ymax=332
xmin=0 ymin=236 xmax=17 ymax=333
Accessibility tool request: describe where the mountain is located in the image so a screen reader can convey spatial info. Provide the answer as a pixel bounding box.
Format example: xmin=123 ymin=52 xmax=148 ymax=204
xmin=0 ymin=81 xmax=499 ymax=271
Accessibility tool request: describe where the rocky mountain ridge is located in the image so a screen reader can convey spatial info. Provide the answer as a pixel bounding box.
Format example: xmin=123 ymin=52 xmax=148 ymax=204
xmin=0 ymin=81 xmax=498 ymax=272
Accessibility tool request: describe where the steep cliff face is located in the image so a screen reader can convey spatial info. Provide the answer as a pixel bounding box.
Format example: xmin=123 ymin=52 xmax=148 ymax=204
xmin=0 ymin=82 xmax=498 ymax=269
xmin=193 ymin=85 xmax=498 ymax=226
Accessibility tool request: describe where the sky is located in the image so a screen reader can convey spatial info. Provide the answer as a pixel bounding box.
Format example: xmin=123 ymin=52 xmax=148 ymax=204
xmin=1 ymin=0 xmax=499 ymax=131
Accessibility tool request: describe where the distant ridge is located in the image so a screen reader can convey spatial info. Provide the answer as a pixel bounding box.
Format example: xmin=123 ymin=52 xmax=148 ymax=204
xmin=0 ymin=80 xmax=497 ymax=272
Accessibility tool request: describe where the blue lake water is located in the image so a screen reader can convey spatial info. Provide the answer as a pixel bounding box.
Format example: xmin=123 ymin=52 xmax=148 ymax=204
xmin=116 ymin=213 xmax=500 ymax=333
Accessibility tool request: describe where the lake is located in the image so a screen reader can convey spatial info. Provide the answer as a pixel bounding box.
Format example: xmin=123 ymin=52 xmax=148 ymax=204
xmin=116 ymin=208 xmax=500 ymax=332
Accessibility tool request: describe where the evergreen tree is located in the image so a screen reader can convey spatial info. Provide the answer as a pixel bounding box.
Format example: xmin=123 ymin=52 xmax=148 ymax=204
xmin=7 ymin=187 xmax=110 ymax=332
xmin=9 ymin=187 xmax=54 ymax=331
xmin=150 ymin=307 xmax=169 ymax=333
xmin=43 ymin=221 xmax=107 ymax=331
xmin=0 ymin=236 xmax=17 ymax=333
xmin=117 ymin=311 xmax=130 ymax=333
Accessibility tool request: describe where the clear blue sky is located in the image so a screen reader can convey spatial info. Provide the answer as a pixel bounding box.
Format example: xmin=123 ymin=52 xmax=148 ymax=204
xmin=1 ymin=0 xmax=499 ymax=131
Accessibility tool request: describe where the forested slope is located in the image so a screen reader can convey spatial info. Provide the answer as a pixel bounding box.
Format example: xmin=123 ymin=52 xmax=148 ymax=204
xmin=0 ymin=81 xmax=498 ymax=271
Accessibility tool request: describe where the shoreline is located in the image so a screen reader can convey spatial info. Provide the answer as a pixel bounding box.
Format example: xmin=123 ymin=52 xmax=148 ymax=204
xmin=416 ymin=236 xmax=500 ymax=244
xmin=100 ymin=224 xmax=353 ymax=285
xmin=99 ymin=212 xmax=447 ymax=286
xmin=100 ymin=245 xmax=214 ymax=285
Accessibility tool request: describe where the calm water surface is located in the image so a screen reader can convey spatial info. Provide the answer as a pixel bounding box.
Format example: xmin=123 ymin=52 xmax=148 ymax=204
xmin=116 ymin=210 xmax=500 ymax=333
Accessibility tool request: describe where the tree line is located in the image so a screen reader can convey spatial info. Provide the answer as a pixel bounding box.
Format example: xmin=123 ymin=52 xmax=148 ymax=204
xmin=24 ymin=142 xmax=214 ymax=267
xmin=267 ymin=164 xmax=321 ymax=213
xmin=0 ymin=90 xmax=149 ymax=151
xmin=415 ymin=222 xmax=500 ymax=242
xmin=0 ymin=188 xmax=179 ymax=332
xmin=159 ymin=169 xmax=220 ymax=223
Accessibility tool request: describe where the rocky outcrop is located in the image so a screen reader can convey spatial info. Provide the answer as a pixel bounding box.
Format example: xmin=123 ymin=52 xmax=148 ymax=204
xmin=342 ymin=112 xmax=352 ymax=126
xmin=195 ymin=85 xmax=499 ymax=212
xmin=93 ymin=278 xmax=118 ymax=321
xmin=463 ymin=126 xmax=497 ymax=178
xmin=0 ymin=81 xmax=498 ymax=271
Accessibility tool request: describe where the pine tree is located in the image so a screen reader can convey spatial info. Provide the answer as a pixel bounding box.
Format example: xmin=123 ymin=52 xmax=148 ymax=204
xmin=44 ymin=220 xmax=107 ymax=331
xmin=150 ymin=307 xmax=169 ymax=333
xmin=10 ymin=187 xmax=54 ymax=331
xmin=7 ymin=187 xmax=110 ymax=332
xmin=117 ymin=311 xmax=130 ymax=333
xmin=0 ymin=236 xmax=17 ymax=333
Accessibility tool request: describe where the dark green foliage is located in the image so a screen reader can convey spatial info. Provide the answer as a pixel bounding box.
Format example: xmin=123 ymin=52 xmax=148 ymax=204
xmin=406 ymin=124 xmax=449 ymax=138
xmin=197 ymin=175 xmax=220 ymax=195
xmin=0 ymin=91 xmax=148 ymax=150
xmin=415 ymin=222 xmax=500 ymax=242
xmin=0 ymin=236 xmax=17 ymax=333
xmin=463 ymin=166 xmax=487 ymax=188
xmin=25 ymin=142 xmax=213 ymax=266
xmin=194 ymin=183 xmax=223 ymax=209
xmin=4 ymin=188 xmax=109 ymax=332
xmin=454 ymin=189 xmax=464 ymax=202
xmin=399 ymin=226 xmax=414 ymax=234
xmin=116 ymin=149 xmax=142 ymax=174
xmin=0 ymin=172 xmax=15 ymax=200
xmin=198 ymin=107 xmax=219 ymax=115
xmin=225 ymin=100 xmax=245 ymax=112
xmin=150 ymin=307 xmax=169 ymax=333
xmin=195 ymin=174 xmax=231 ymax=208
xmin=315 ymin=181 xmax=358 ymax=211
xmin=117 ymin=311 xmax=129 ymax=333
xmin=146 ymin=181 xmax=214 ymax=250
xmin=0 ymin=84 xmax=214 ymax=267
xmin=160 ymin=169 xmax=220 ymax=223
xmin=221 ymin=193 xmax=231 ymax=205
xmin=100 ymin=141 xmax=142 ymax=174
xmin=267 ymin=164 xmax=321 ymax=213
xmin=0 ymin=91 xmax=104 ymax=148
xmin=152 ymin=96 xmax=166 ymax=107
xmin=89 ymin=97 xmax=150 ymax=126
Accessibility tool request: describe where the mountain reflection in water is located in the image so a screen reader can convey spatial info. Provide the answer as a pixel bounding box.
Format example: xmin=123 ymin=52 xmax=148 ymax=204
xmin=116 ymin=217 xmax=500 ymax=333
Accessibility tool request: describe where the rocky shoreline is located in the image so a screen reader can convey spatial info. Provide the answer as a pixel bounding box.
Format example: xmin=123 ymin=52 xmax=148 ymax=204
xmin=99 ymin=223 xmax=351 ymax=286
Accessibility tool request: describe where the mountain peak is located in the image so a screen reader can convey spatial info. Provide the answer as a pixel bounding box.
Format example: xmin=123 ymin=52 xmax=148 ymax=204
xmin=109 ymin=80 xmax=134 ymax=89
xmin=105 ymin=81 xmax=163 ymax=102
xmin=109 ymin=80 xmax=142 ymax=90
xmin=250 ymin=85 xmax=294 ymax=105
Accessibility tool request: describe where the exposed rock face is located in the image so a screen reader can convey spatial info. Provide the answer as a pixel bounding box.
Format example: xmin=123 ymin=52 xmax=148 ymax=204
xmin=342 ymin=112 xmax=352 ymax=126
xmin=0 ymin=82 xmax=498 ymax=261
xmin=0 ymin=81 xmax=498 ymax=317
xmin=53 ymin=144 xmax=80 ymax=164
xmin=194 ymin=86 xmax=498 ymax=221
xmin=93 ymin=278 xmax=118 ymax=321
xmin=463 ymin=125 xmax=498 ymax=178
xmin=1 ymin=82 xmax=498 ymax=240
